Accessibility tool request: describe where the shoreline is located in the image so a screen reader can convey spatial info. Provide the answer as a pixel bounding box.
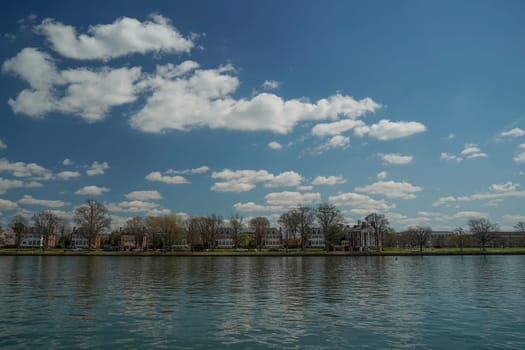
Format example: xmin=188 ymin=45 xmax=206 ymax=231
xmin=1 ymin=250 xmax=525 ymax=257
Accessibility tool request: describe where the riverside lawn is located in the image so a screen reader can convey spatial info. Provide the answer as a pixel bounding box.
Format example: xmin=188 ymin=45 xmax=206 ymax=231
xmin=2 ymin=247 xmax=525 ymax=256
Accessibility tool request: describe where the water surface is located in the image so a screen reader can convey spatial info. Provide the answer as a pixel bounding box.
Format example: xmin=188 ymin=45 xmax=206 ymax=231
xmin=1 ymin=255 xmax=524 ymax=349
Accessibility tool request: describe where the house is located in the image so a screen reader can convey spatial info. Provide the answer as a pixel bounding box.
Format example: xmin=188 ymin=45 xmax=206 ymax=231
xmin=19 ymin=229 xmax=57 ymax=248
xmin=307 ymin=227 xmax=325 ymax=248
xmin=345 ymin=221 xmax=382 ymax=251
xmin=263 ymin=228 xmax=282 ymax=249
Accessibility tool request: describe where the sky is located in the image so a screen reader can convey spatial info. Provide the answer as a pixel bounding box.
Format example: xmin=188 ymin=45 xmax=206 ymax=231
xmin=0 ymin=0 xmax=524 ymax=231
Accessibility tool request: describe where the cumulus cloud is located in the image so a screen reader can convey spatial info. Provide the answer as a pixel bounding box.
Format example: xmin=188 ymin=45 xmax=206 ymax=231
xmin=57 ymin=170 xmax=80 ymax=180
xmin=18 ymin=194 xmax=67 ymax=208
xmin=328 ymin=192 xmax=394 ymax=212
xmin=0 ymin=177 xmax=41 ymax=194
xmin=124 ymin=190 xmax=163 ymax=200
xmin=514 ymin=143 xmax=525 ymax=163
xmin=75 ymin=185 xmax=109 ymax=195
xmin=311 ymin=119 xmax=366 ymax=137
xmin=500 ymin=128 xmax=525 ymax=138
xmin=453 ymin=211 xmax=487 ymax=219
xmin=86 ymin=161 xmax=109 ymax=176
xmin=311 ymin=175 xmax=346 ymax=186
xmin=233 ymin=202 xmax=281 ymax=212
xmin=268 ymin=141 xmax=283 ymax=150
xmin=433 ymin=182 xmax=525 ymax=206
xmin=0 ymin=140 xmax=7 ymax=149
xmin=489 ymin=181 xmax=519 ymax=193
xmin=3 ymin=48 xmax=142 ymax=121
xmin=262 ymin=80 xmax=280 ymax=89
xmin=145 ymin=171 xmax=189 ymax=184
xmin=165 ymin=166 xmax=210 ymax=174
xmin=211 ymin=169 xmax=302 ymax=192
xmin=460 ymin=144 xmax=487 ymax=159
xmin=354 ymin=180 xmax=422 ymax=199
xmin=0 ymin=198 xmax=18 ymax=210
xmin=354 ymin=119 xmax=427 ymax=140
xmin=440 ymin=152 xmax=462 ymax=162
xmin=62 ymin=158 xmax=73 ymax=166
xmin=376 ymin=171 xmax=388 ymax=180
xmin=36 ymin=15 xmax=194 ymax=60
xmin=315 ymin=135 xmax=349 ymax=153
xmin=379 ymin=153 xmax=413 ymax=165
xmin=108 ymin=200 xmax=159 ymax=213
xmin=0 ymin=158 xmax=53 ymax=180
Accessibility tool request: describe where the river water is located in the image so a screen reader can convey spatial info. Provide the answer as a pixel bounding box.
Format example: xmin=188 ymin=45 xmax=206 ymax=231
xmin=0 ymin=255 xmax=524 ymax=349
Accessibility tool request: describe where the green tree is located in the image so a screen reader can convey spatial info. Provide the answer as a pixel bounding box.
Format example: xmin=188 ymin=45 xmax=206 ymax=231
xmin=10 ymin=214 xmax=27 ymax=248
xmin=74 ymin=199 xmax=111 ymax=250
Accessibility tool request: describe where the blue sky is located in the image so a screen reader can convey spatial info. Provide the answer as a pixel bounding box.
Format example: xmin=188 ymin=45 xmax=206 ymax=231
xmin=1 ymin=0 xmax=524 ymax=231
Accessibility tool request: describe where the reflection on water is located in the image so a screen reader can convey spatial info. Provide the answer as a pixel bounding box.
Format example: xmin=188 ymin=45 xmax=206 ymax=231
xmin=1 ymin=256 xmax=524 ymax=349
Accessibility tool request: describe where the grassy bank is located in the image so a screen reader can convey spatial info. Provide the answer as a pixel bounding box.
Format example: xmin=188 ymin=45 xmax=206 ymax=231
xmin=1 ymin=247 xmax=525 ymax=256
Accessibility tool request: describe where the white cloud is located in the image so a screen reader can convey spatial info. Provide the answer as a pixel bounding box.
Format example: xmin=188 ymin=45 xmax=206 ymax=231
xmin=36 ymin=15 xmax=194 ymax=60
xmin=62 ymin=158 xmax=73 ymax=166
xmin=514 ymin=144 xmax=525 ymax=163
xmin=0 ymin=198 xmax=18 ymax=210
xmin=500 ymin=128 xmax=525 ymax=138
xmin=3 ymin=48 xmax=142 ymax=121
xmin=376 ymin=171 xmax=388 ymax=180
xmin=74 ymin=185 xmax=109 ymax=195
xmin=262 ymin=80 xmax=280 ymax=89
xmin=379 ymin=153 xmax=413 ymax=165
xmin=489 ymin=181 xmax=519 ymax=193
xmin=233 ymin=202 xmax=281 ymax=212
xmin=440 ymin=152 xmax=462 ymax=162
xmin=165 ymin=166 xmax=210 ymax=174
xmin=328 ymin=192 xmax=394 ymax=212
xmin=316 ymin=135 xmax=350 ymax=153
xmin=145 ymin=171 xmax=189 ymax=184
xmin=448 ymin=133 xmax=455 ymax=139
xmin=108 ymin=200 xmax=159 ymax=213
xmin=311 ymin=119 xmax=366 ymax=137
xmin=453 ymin=211 xmax=487 ymax=219
xmin=268 ymin=141 xmax=283 ymax=150
xmin=18 ymin=194 xmax=67 ymax=208
xmin=0 ymin=140 xmax=7 ymax=149
xmin=86 ymin=161 xmax=109 ymax=176
xmin=124 ymin=190 xmax=163 ymax=200
xmin=211 ymin=169 xmax=302 ymax=192
xmin=354 ymin=180 xmax=422 ymax=199
xmin=311 ymin=175 xmax=346 ymax=186
xmin=297 ymin=185 xmax=314 ymax=191
xmin=0 ymin=177 xmax=42 ymax=194
xmin=0 ymin=158 xmax=53 ymax=180
xmin=57 ymin=170 xmax=80 ymax=180
xmin=265 ymin=191 xmax=320 ymax=206
xmin=355 ymin=119 xmax=427 ymax=141
xmin=460 ymin=143 xmax=487 ymax=159
xmin=130 ymin=64 xmax=381 ymax=133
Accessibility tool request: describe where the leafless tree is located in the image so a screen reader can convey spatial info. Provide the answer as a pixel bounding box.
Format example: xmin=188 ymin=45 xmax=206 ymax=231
xmin=229 ymin=213 xmax=244 ymax=248
xmin=74 ymin=199 xmax=111 ymax=250
xmin=297 ymin=206 xmax=314 ymax=251
xmin=33 ymin=211 xmax=61 ymax=249
xmin=515 ymin=222 xmax=525 ymax=233
xmin=278 ymin=209 xmax=301 ymax=252
xmin=365 ymin=213 xmax=389 ymax=251
xmin=125 ymin=216 xmax=146 ymax=248
xmin=317 ymin=203 xmax=344 ymax=251
xmin=452 ymin=227 xmax=469 ymax=252
xmin=468 ymin=218 xmax=498 ymax=251
xmin=146 ymin=215 xmax=184 ymax=251
xmin=249 ymin=216 xmax=270 ymax=250
xmin=407 ymin=225 xmax=432 ymax=252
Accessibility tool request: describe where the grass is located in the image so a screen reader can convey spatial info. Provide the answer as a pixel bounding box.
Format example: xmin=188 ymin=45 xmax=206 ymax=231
xmin=1 ymin=247 xmax=525 ymax=256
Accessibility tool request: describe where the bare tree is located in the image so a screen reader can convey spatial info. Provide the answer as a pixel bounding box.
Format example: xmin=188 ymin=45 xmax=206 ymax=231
xmin=365 ymin=213 xmax=389 ymax=252
xmin=317 ymin=203 xmax=344 ymax=251
xmin=407 ymin=225 xmax=432 ymax=252
xmin=74 ymin=199 xmax=111 ymax=250
xmin=515 ymin=222 xmax=525 ymax=233
xmin=10 ymin=214 xmax=27 ymax=248
xmin=229 ymin=213 xmax=244 ymax=248
xmin=249 ymin=216 xmax=270 ymax=250
xmin=125 ymin=216 xmax=146 ymax=248
xmin=468 ymin=218 xmax=498 ymax=251
xmin=452 ymin=227 xmax=469 ymax=252
xmin=297 ymin=206 xmax=314 ymax=251
xmin=33 ymin=211 xmax=61 ymax=249
xmin=278 ymin=209 xmax=301 ymax=252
